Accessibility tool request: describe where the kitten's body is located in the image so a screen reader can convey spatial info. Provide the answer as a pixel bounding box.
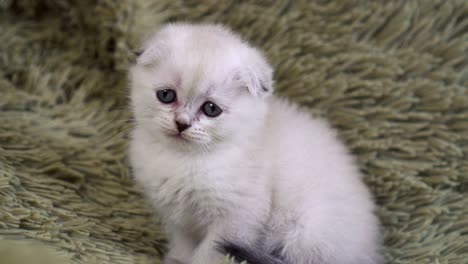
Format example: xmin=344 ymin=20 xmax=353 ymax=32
xmin=129 ymin=24 xmax=382 ymax=264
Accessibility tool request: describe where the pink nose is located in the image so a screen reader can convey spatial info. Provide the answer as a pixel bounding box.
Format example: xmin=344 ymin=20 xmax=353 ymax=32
xmin=175 ymin=121 xmax=190 ymax=132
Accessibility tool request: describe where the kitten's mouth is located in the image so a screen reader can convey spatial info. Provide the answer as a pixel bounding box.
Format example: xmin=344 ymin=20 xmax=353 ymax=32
xmin=167 ymin=133 xmax=190 ymax=142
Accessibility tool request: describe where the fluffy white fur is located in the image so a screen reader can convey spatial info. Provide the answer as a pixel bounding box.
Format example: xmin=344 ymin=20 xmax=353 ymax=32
xmin=129 ymin=23 xmax=383 ymax=264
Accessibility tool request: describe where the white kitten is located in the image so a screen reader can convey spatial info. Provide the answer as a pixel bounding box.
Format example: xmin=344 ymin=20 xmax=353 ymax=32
xmin=129 ymin=23 xmax=383 ymax=264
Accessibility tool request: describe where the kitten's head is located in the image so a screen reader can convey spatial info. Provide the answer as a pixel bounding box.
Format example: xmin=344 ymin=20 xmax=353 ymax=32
xmin=129 ymin=23 xmax=273 ymax=151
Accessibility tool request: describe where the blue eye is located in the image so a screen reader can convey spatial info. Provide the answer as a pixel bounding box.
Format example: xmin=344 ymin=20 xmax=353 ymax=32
xmin=201 ymin=101 xmax=222 ymax=117
xmin=156 ymin=89 xmax=177 ymax=104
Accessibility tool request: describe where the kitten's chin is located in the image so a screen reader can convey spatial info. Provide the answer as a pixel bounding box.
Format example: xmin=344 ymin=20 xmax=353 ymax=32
xmin=162 ymin=132 xmax=220 ymax=153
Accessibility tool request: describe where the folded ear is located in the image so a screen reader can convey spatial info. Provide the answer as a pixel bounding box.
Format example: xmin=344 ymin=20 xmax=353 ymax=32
xmin=134 ymin=44 xmax=169 ymax=67
xmin=133 ymin=49 xmax=143 ymax=57
xmin=133 ymin=30 xmax=171 ymax=67
xmin=239 ymin=50 xmax=274 ymax=99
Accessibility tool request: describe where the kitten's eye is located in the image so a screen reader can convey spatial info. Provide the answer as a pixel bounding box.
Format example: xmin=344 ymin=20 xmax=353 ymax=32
xmin=201 ymin=101 xmax=222 ymax=117
xmin=156 ymin=89 xmax=177 ymax=104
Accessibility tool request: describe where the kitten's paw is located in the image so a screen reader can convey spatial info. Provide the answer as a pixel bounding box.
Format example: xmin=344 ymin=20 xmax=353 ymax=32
xmin=163 ymin=256 xmax=186 ymax=264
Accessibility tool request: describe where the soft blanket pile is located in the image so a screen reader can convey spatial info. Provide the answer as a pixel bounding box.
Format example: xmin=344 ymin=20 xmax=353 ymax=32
xmin=0 ymin=1 xmax=467 ymax=263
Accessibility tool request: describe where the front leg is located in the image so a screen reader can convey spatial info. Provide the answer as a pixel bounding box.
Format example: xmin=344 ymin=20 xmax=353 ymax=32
xmin=191 ymin=230 xmax=223 ymax=264
xmin=164 ymin=229 xmax=197 ymax=264
xmin=191 ymin=220 xmax=258 ymax=264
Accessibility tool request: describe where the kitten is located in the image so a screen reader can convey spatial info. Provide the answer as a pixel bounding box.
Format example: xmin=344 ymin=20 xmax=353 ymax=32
xmin=129 ymin=23 xmax=383 ymax=264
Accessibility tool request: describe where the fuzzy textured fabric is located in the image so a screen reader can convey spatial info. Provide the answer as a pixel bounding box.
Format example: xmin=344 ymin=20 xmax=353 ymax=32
xmin=0 ymin=240 xmax=72 ymax=264
xmin=0 ymin=1 xmax=467 ymax=264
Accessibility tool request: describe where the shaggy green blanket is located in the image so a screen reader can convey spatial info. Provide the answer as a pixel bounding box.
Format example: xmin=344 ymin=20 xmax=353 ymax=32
xmin=0 ymin=1 xmax=467 ymax=263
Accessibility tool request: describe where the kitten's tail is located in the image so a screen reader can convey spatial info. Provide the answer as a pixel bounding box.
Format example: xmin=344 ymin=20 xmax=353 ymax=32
xmin=217 ymin=240 xmax=287 ymax=264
